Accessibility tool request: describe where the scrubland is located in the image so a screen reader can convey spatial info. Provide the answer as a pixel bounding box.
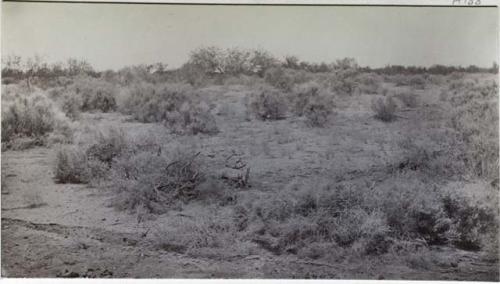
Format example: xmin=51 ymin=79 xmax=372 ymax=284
xmin=1 ymin=50 xmax=498 ymax=279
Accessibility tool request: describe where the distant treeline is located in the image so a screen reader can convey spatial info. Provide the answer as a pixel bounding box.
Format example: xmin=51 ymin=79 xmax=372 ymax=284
xmin=2 ymin=47 xmax=498 ymax=82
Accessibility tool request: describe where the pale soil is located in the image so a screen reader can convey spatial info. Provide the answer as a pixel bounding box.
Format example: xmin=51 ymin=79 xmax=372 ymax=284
xmin=1 ymin=82 xmax=499 ymax=279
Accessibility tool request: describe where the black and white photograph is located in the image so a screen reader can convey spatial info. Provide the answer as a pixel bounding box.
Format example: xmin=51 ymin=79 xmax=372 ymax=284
xmin=0 ymin=1 xmax=499 ymax=280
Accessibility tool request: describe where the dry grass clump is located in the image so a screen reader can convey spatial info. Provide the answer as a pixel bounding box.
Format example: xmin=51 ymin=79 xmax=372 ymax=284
xmin=245 ymin=85 xmax=288 ymax=120
xmin=151 ymin=212 xmax=252 ymax=258
xmin=371 ymin=96 xmax=397 ymax=122
xmin=119 ymin=82 xmax=218 ymax=135
xmin=291 ymin=82 xmax=334 ymax=127
xmin=2 ymin=90 xmax=73 ymax=149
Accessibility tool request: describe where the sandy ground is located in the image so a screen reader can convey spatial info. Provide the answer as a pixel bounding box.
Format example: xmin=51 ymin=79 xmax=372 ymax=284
xmin=1 ymin=83 xmax=499 ymax=279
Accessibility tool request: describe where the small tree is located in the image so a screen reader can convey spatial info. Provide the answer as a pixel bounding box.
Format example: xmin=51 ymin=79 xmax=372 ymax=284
xmin=283 ymin=56 xmax=300 ymax=69
xmin=1 ymin=55 xmax=22 ymax=78
xmin=24 ymin=55 xmax=44 ymax=90
xmin=66 ymin=58 xmax=95 ymax=76
xmin=224 ymin=48 xmax=251 ymax=75
xmin=249 ymin=49 xmax=278 ymax=77
xmin=189 ymin=46 xmax=225 ymax=74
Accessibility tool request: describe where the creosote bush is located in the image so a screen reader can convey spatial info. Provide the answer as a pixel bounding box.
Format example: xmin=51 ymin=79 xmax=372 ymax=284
xmin=53 ymin=145 xmax=89 ymax=183
xmin=239 ymin=175 xmax=497 ymax=257
xmin=371 ymin=96 xmax=397 ymax=122
xmin=446 ymin=80 xmax=499 ymax=180
xmin=110 ymin=146 xmax=205 ymax=213
xmin=263 ymin=67 xmax=311 ymax=92
xmin=246 ymin=85 xmax=288 ymax=120
xmin=263 ymin=67 xmax=293 ymax=92
xmin=53 ymin=127 xmax=127 ymax=184
xmin=119 ymin=82 xmax=218 ymax=135
xmin=2 ymin=91 xmax=73 ymax=149
xmin=66 ymin=76 xmax=117 ymax=112
xmin=53 ymin=126 xmax=209 ymax=213
xmin=291 ymin=82 xmax=334 ymax=127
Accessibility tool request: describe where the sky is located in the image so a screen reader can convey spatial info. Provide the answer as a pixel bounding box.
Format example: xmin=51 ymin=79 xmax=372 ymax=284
xmin=1 ymin=3 xmax=498 ymax=71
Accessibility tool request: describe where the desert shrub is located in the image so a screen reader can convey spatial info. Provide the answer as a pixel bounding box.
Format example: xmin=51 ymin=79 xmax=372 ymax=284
xmin=353 ymin=73 xmax=382 ymax=95
xmin=119 ymin=83 xmax=218 ymax=135
xmin=408 ymin=75 xmax=426 ymax=89
xmin=447 ymin=82 xmax=499 ymax=179
xmin=245 ymin=85 xmax=288 ymax=120
xmin=163 ymin=101 xmax=219 ymax=135
xmin=53 ymin=127 xmax=127 ymax=185
xmin=371 ymin=96 xmax=397 ymax=122
xmin=85 ymin=127 xmax=128 ymax=165
xmin=264 ymin=67 xmax=294 ymax=92
xmin=263 ymin=67 xmax=310 ymax=92
xmin=245 ymin=183 xmax=389 ymax=255
xmin=318 ymin=69 xmax=358 ymax=96
xmin=67 ymin=76 xmax=117 ymax=112
xmin=449 ymin=72 xmax=466 ymax=81
xmin=53 ymin=145 xmax=89 ymax=183
xmin=1 ymin=91 xmax=72 ymax=148
xmin=392 ymin=74 xmax=426 ymax=89
xmin=395 ymin=92 xmax=418 ymax=108
xmin=60 ymin=90 xmax=83 ymax=120
xmin=110 ymin=146 xmax=205 ymax=213
xmin=243 ymin=174 xmax=497 ymax=257
xmin=291 ymin=82 xmax=321 ymax=116
xmin=397 ymin=136 xmax=455 ymax=176
xmin=303 ymin=103 xmax=333 ymax=127
xmin=290 ymin=82 xmax=334 ymax=127
xmin=176 ymin=62 xmax=209 ymax=87
xmin=368 ymin=179 xmax=450 ymax=245
xmin=441 ymin=190 xmax=498 ymax=250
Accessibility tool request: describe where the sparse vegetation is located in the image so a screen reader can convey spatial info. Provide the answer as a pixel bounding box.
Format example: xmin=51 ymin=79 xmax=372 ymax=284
xmin=2 ymin=51 xmax=498 ymax=280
